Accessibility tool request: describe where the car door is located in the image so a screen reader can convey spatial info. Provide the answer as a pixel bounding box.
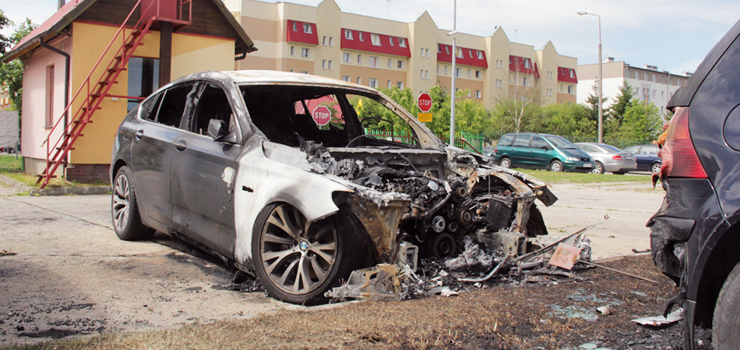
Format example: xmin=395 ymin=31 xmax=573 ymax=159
xmin=528 ymin=136 xmax=551 ymax=169
xmin=509 ymin=134 xmax=532 ymax=167
xmin=170 ymin=82 xmax=242 ymax=258
xmin=130 ymin=83 xmax=195 ymax=226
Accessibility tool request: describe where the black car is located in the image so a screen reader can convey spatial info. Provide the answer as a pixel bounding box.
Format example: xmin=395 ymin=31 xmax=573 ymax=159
xmin=649 ymin=18 xmax=740 ymax=349
xmin=110 ymin=70 xmax=557 ymax=305
xmin=623 ymin=144 xmax=661 ymax=173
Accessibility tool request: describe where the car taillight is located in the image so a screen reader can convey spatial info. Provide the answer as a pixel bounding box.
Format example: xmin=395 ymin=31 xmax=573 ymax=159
xmin=612 ymin=155 xmax=623 ymax=161
xmin=661 ymin=107 xmax=707 ymax=178
xmin=494 ymin=148 xmax=498 ymax=155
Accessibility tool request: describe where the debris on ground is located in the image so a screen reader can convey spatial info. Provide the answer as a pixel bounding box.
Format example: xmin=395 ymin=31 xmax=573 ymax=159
xmin=632 ymin=308 xmax=684 ymax=327
xmin=0 ymin=249 xmax=16 ymax=256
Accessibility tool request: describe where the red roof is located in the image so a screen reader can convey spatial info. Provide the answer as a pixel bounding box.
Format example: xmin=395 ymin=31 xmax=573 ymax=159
xmin=11 ymin=0 xmax=83 ymax=52
xmin=286 ymin=20 xmax=318 ymax=45
xmin=340 ymin=29 xmax=411 ymax=58
xmin=509 ymin=55 xmax=539 ymax=78
xmin=558 ymin=66 xmax=578 ymax=83
xmin=437 ymin=44 xmax=488 ymax=69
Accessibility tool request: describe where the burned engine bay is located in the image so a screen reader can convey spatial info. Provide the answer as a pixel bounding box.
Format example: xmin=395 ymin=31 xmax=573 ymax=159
xmin=300 ymin=138 xmax=559 ymax=270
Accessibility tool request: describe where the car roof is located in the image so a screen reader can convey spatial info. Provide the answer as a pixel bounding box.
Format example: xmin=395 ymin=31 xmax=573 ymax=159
xmin=187 ymin=70 xmax=372 ymax=91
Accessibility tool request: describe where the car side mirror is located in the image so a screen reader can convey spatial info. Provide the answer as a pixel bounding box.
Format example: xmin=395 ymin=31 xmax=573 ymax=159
xmin=208 ymin=119 xmax=229 ymax=141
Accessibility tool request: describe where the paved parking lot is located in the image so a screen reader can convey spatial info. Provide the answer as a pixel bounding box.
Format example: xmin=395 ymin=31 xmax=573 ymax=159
xmin=0 ymin=180 xmax=666 ymax=344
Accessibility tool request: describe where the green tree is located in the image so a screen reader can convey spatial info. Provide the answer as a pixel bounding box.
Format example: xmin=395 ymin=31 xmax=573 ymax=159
xmin=0 ymin=17 xmax=36 ymax=112
xmin=540 ymin=102 xmax=595 ymax=139
xmin=614 ymin=102 xmax=663 ymax=143
xmin=584 ymin=82 xmax=608 ymax=125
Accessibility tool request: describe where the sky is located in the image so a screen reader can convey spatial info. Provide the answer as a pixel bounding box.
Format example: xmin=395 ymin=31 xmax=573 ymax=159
xmin=2 ymin=0 xmax=739 ymax=74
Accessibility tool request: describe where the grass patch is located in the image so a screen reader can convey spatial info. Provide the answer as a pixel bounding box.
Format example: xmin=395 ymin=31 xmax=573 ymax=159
xmin=0 ymin=249 xmax=16 ymax=256
xmin=0 ymin=155 xmax=22 ymax=171
xmin=516 ymin=168 xmax=651 ymax=184
xmin=0 ymin=171 xmax=109 ymax=189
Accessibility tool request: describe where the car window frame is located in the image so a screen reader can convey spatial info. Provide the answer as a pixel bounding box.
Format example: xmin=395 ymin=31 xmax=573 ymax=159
xmin=181 ymin=82 xmax=241 ymax=144
xmin=137 ymin=82 xmax=197 ymax=131
xmin=511 ymin=134 xmax=531 ymax=148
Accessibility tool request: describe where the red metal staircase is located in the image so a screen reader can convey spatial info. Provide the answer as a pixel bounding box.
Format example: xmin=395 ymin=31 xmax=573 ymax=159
xmin=37 ymin=0 xmax=192 ymax=188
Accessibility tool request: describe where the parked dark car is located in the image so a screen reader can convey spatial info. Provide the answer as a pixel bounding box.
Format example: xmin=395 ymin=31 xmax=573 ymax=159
xmin=575 ymin=142 xmax=637 ymax=175
xmin=623 ymin=144 xmax=661 ymax=173
xmin=110 ymin=70 xmax=557 ymax=305
xmin=493 ymin=133 xmax=593 ymax=172
xmin=648 ymin=18 xmax=740 ymax=349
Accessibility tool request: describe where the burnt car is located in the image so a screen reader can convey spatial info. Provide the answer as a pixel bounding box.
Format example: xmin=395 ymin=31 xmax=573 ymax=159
xmin=110 ymin=70 xmax=557 ymax=304
xmin=648 ymin=19 xmax=740 ymax=349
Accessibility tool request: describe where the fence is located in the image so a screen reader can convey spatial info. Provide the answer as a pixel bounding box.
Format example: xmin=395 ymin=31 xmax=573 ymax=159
xmin=0 ymin=111 xmax=22 ymax=171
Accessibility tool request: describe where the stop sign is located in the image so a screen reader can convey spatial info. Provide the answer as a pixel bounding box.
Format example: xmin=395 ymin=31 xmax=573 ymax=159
xmin=417 ymin=93 xmax=432 ymax=113
xmin=312 ymin=105 xmax=331 ymax=126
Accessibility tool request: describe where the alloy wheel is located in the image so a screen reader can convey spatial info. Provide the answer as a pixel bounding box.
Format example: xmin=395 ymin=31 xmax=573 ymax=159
xmin=112 ymin=173 xmax=130 ymax=232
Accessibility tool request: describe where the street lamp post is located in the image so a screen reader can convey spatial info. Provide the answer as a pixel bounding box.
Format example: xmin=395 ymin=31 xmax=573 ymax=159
xmin=449 ymin=0 xmax=457 ymax=146
xmin=578 ymin=11 xmax=603 ymax=144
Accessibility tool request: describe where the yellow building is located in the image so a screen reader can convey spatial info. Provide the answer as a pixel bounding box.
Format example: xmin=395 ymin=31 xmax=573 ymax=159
xmin=224 ymin=0 xmax=578 ymax=108
xmin=0 ymin=0 xmax=255 ymax=183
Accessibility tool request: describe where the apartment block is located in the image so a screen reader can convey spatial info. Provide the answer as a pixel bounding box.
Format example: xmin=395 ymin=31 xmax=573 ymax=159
xmin=577 ymin=58 xmax=691 ymax=115
xmin=224 ymin=0 xmax=578 ymax=108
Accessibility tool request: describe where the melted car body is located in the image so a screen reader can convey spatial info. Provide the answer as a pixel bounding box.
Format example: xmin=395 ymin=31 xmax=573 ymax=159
xmin=110 ymin=70 xmax=557 ymax=304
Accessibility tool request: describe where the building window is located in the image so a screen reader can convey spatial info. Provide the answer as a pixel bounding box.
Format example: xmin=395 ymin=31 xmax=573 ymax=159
xmin=456 ymin=48 xmax=463 ymax=58
xmin=359 ymin=32 xmax=364 ymax=41
xmin=343 ymin=53 xmax=351 ymax=62
xmin=329 ymin=37 xmax=334 ymax=46
xmin=467 ymin=69 xmax=471 ymax=78
xmin=369 ymin=78 xmax=378 ymax=88
xmin=420 ymin=70 xmax=424 ymax=79
xmin=438 ymin=45 xmax=442 ymax=53
xmin=436 ymin=65 xmax=440 ymax=74
xmin=420 ymin=48 xmax=425 ymax=57
xmin=399 ymin=38 xmax=406 ymax=47
xmin=357 ymin=77 xmax=362 ymax=84
xmin=468 ymin=49 xmax=473 ymax=58
xmin=127 ymin=57 xmax=159 ymax=112
xmin=425 ymin=70 xmax=429 ymax=79
xmin=343 ymin=75 xmax=350 ymax=82
xmin=301 ymin=48 xmax=309 ymax=58
xmin=387 ymin=80 xmax=392 ymax=89
xmin=475 ymin=70 xmax=482 ymax=79
xmin=455 ymin=68 xmax=461 ymax=78
xmin=303 ymin=23 xmax=312 ymax=34
xmin=370 ymin=56 xmax=378 ymax=68
xmin=475 ymin=90 xmax=481 ymax=98
xmin=301 ymin=71 xmax=309 ymax=74
xmin=323 ymin=36 xmax=327 ymax=46
xmin=357 ymin=54 xmax=362 ymax=64
xmin=524 ymin=59 xmax=531 ymax=69
xmin=45 ymin=65 xmax=55 ymax=127
xmin=292 ymin=22 xmax=297 ymax=31
xmin=567 ymin=85 xmax=573 ymax=94
xmin=322 ymin=59 xmax=327 ymax=69
xmin=290 ymin=46 xmax=295 ymax=56
xmin=522 ymin=77 xmax=528 ymax=86
xmin=389 ymin=37 xmax=395 ymax=46
xmin=328 ymin=60 xmax=333 ymax=70
xmin=569 ymin=69 xmax=575 ymax=78
xmin=560 ymin=84 xmax=564 ymax=92
xmin=371 ymin=34 xmax=381 ymax=46
xmin=388 ymin=59 xmax=393 ymax=68
xmin=425 ymin=48 xmax=430 ymax=58
xmin=345 ymin=30 xmax=353 ymax=40
xmin=397 ymin=60 xmax=405 ymax=69
xmin=445 ymin=46 xmax=450 ymax=54
xmin=444 ymin=66 xmax=448 ymax=75
xmin=397 ymin=81 xmax=404 ymax=89
xmin=477 ymin=51 xmax=483 ymax=59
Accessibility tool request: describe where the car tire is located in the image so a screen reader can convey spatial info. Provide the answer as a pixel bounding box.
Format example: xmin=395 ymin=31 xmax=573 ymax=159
xmin=549 ymin=160 xmax=563 ymax=172
xmin=500 ymin=157 xmax=512 ymax=169
xmin=713 ymin=262 xmax=740 ymax=349
xmin=613 ymin=172 xmax=626 ymax=175
xmin=252 ymin=203 xmax=357 ymax=305
xmin=591 ymin=161 xmax=604 ymax=175
xmin=651 ymin=162 xmax=662 ymax=174
xmin=111 ymin=166 xmax=155 ymax=241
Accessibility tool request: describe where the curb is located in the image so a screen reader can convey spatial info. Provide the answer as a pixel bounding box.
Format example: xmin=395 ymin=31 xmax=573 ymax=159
xmin=0 ymin=174 xmax=111 ymax=196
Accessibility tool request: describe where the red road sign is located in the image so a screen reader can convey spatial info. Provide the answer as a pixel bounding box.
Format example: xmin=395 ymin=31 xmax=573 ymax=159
xmin=312 ymin=105 xmax=331 ymax=126
xmin=417 ymin=93 xmax=432 ymax=113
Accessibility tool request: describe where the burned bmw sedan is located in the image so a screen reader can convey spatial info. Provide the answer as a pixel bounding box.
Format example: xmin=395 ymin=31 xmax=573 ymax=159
xmin=110 ymin=70 xmax=557 ymax=304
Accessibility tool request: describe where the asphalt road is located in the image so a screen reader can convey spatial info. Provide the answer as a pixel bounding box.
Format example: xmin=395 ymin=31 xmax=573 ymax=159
xmin=0 ymin=180 xmax=666 ymax=345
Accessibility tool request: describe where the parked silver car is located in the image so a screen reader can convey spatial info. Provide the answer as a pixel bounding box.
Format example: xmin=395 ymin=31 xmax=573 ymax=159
xmin=574 ymin=143 xmax=637 ymax=175
xmin=110 ymin=70 xmax=557 ymax=304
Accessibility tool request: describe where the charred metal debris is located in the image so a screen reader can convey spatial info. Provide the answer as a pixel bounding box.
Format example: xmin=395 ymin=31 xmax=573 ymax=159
xmin=296 ymin=140 xmax=606 ymax=301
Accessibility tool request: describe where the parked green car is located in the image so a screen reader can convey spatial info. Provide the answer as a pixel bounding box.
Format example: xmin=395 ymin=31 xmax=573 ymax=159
xmin=493 ymin=133 xmax=594 ymax=172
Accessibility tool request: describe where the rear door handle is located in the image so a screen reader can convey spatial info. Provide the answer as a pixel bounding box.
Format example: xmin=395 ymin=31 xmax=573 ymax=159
xmin=174 ymin=140 xmax=187 ymax=151
xmin=134 ymin=130 xmax=144 ymax=139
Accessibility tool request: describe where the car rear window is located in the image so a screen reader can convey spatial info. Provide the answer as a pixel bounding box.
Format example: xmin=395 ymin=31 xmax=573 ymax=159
xmin=156 ymin=83 xmax=196 ymax=128
xmin=497 ymin=134 xmax=514 ymax=147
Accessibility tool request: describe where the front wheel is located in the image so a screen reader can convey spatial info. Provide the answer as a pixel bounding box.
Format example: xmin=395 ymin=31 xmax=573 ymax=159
xmin=111 ymin=166 xmax=154 ymax=241
xmin=651 ymin=162 xmax=662 ymax=174
xmin=591 ymin=161 xmax=604 ymax=175
xmin=549 ymin=160 xmax=563 ymax=172
xmin=252 ymin=203 xmax=357 ymax=304
xmin=713 ymin=263 xmax=740 ymax=349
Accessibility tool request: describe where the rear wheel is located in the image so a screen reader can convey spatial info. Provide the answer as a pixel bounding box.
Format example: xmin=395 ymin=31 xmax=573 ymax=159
xmin=252 ymin=203 xmax=357 ymax=304
xmin=651 ymin=162 xmax=662 ymax=174
xmin=111 ymin=166 xmax=154 ymax=241
xmin=591 ymin=161 xmax=604 ymax=175
xmin=499 ymin=157 xmax=512 ymax=169
xmin=549 ymin=160 xmax=563 ymax=172
xmin=713 ymin=262 xmax=740 ymax=349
